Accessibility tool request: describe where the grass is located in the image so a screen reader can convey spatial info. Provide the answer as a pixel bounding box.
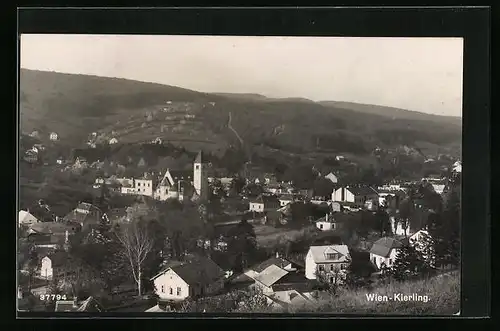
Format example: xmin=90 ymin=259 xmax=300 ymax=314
xmin=254 ymin=225 xmax=316 ymax=248
xmin=291 ymin=271 xmax=460 ymax=315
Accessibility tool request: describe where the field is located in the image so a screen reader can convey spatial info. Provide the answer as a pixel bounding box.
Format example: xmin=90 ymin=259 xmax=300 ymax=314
xmin=254 ymin=224 xmax=315 ymax=248
xmin=293 ymin=270 xmax=460 ymax=315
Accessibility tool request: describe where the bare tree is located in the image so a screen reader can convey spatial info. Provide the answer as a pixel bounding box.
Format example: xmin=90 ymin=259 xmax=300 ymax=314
xmin=115 ymin=221 xmax=154 ymax=296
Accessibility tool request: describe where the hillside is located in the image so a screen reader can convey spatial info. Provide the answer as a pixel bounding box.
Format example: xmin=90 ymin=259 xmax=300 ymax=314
xmin=19 ymin=69 xmax=462 ymax=160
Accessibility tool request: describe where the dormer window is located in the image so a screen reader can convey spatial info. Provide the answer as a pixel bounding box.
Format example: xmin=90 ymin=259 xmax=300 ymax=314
xmin=326 ymin=253 xmax=340 ymax=260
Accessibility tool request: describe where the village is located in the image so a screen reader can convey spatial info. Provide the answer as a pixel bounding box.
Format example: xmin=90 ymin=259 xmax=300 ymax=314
xmin=17 ymin=130 xmax=462 ymax=313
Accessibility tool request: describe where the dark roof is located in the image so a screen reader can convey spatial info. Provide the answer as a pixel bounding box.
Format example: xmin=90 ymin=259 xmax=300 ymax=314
xmin=194 ymin=151 xmax=205 ymax=164
xmin=272 ymin=279 xmax=317 ymax=293
xmin=153 ymin=256 xmax=225 ymax=286
xmin=169 ymin=169 xmax=193 ymax=181
xmin=370 ymin=237 xmax=403 ymax=258
xmin=76 ymin=202 xmax=100 ymax=213
xmin=47 ymin=251 xmax=69 ymax=267
xmin=347 ymin=186 xmax=379 ymax=196
xmin=252 ymin=257 xmax=295 ymax=273
xmin=251 ymin=195 xmax=280 ymax=205
xmin=29 ymin=222 xmax=77 ymax=235
xmin=54 ymin=297 xmax=103 ymax=312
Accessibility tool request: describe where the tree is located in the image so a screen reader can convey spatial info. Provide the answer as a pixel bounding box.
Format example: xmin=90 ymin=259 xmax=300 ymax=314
xmin=58 ymin=253 xmax=103 ymax=299
xmin=314 ymin=267 xmax=346 ymax=295
xmin=374 ymin=210 xmax=392 ymax=237
xmin=226 ymin=219 xmax=258 ymax=272
xmin=390 ymin=245 xmax=423 ymax=281
xmin=229 ymin=176 xmax=246 ymax=196
xmin=114 ymin=220 xmax=155 ymax=296
xmin=397 ymin=198 xmax=414 ymax=237
xmin=411 ymin=231 xmax=437 ymax=275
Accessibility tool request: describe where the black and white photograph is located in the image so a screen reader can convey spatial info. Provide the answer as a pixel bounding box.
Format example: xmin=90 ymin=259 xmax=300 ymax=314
xmin=17 ymin=34 xmax=463 ymax=315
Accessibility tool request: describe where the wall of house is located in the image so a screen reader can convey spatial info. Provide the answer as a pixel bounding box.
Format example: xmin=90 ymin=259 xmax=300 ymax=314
xmin=279 ymin=199 xmax=291 ymax=207
xmin=370 ymin=249 xmax=399 ymax=270
xmin=316 ymin=221 xmax=333 ymax=231
xmin=316 ymin=262 xmax=348 ymax=274
xmin=40 ymin=257 xmax=53 ymax=280
xmin=332 ymin=188 xmax=355 ymax=203
xmin=154 ymin=270 xmax=190 ymax=301
xmin=121 ymin=187 xmax=137 ymax=194
xmin=305 ymin=250 xmax=317 ymax=279
xmin=155 ymin=185 xmax=180 ymax=201
xmin=249 ymin=202 xmax=264 ymax=212
xmin=135 ymin=179 xmax=154 ymax=197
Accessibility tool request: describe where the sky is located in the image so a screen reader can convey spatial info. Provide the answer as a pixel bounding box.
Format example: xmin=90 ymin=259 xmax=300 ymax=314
xmin=20 ymin=35 xmax=463 ymax=117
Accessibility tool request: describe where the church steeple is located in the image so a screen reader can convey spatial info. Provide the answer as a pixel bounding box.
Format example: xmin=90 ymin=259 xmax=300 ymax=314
xmin=194 ymin=150 xmax=204 ymax=164
xmin=193 ymin=150 xmax=208 ymax=201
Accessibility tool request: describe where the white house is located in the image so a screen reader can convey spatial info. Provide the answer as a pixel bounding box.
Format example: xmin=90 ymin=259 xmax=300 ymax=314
xmin=305 ymin=245 xmax=351 ymax=281
xmin=331 ymin=186 xmax=379 ymax=209
xmin=154 ymin=169 xmax=195 ymax=202
xmin=315 ymin=213 xmax=336 ymax=231
xmin=18 ymin=210 xmax=38 ymax=227
xmin=278 ymin=194 xmax=294 ymax=207
xmin=369 ymin=237 xmax=403 ymax=270
xmin=135 ymin=175 xmax=155 ymax=197
xmin=453 ymin=161 xmax=462 ymax=173
xmin=40 ymin=251 xmax=68 ymax=280
xmin=49 ymin=132 xmax=58 ymax=141
xmin=249 ymin=195 xmax=280 ymax=213
xmin=324 ymin=172 xmax=339 ymax=184
xmin=432 ymin=184 xmax=446 ymax=195
xmin=109 ymin=138 xmax=119 ymax=145
xmin=151 ymin=257 xmax=225 ymax=302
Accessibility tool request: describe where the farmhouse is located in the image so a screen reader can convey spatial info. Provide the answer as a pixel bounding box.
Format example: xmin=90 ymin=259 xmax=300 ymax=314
xmin=315 ymin=213 xmax=337 ymax=231
xmin=369 ymin=237 xmax=403 ymax=270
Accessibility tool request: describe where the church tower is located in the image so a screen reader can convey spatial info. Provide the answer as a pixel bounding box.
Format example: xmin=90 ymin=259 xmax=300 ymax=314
xmin=193 ymin=151 xmax=208 ymax=201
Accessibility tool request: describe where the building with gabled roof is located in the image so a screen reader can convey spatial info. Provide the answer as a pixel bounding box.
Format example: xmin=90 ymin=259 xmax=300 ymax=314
xmin=369 ymin=237 xmax=403 ymax=270
xmin=18 ymin=210 xmax=38 ymax=227
xmin=249 ymin=194 xmax=280 ymax=212
xmin=151 ymin=256 xmax=225 ymax=302
xmin=305 ymin=244 xmax=351 ymax=280
xmin=331 ymin=186 xmax=379 ymax=209
xmin=63 ymin=202 xmax=101 ymax=231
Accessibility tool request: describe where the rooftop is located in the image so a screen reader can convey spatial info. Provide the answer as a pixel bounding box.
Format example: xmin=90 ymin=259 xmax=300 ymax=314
xmin=254 ymin=265 xmax=289 ymax=287
xmin=370 ymin=237 xmax=403 ymax=258
xmin=308 ymin=245 xmax=350 ymax=263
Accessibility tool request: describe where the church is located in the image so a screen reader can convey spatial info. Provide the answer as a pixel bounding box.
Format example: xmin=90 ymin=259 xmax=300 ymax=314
xmin=133 ymin=151 xmax=209 ymax=202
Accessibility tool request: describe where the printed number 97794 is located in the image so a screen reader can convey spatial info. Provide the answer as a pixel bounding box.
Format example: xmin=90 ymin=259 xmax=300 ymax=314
xmin=39 ymin=294 xmax=67 ymax=301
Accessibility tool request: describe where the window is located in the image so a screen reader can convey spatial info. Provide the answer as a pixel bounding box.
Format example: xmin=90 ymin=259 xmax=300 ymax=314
xmin=341 ymin=264 xmax=347 ymax=270
xmin=320 ymin=224 xmax=323 ymax=229
xmin=389 ymin=259 xmax=392 ymax=265
xmin=177 ymin=287 xmax=181 ymax=296
xmin=330 ymin=264 xmax=334 ymax=271
xmin=138 ymin=182 xmax=141 ymax=186
xmin=148 ymin=183 xmax=150 ymax=187
xmin=196 ymin=165 xmax=200 ymax=170
xmin=318 ymin=265 xmax=324 ymax=272
xmin=161 ymin=285 xmax=165 ymax=293
xmin=330 ymin=277 xmax=334 ymax=283
xmin=169 ymin=287 xmax=173 ymax=295
xmin=326 ymin=253 xmax=339 ymax=260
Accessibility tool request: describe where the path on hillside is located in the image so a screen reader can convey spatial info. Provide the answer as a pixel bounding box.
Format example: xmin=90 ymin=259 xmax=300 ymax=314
xmin=227 ymin=112 xmax=244 ymax=147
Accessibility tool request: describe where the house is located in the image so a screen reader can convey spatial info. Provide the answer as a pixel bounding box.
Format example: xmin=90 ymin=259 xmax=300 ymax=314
xmin=55 ymin=296 xmax=104 ymax=312
xmin=315 ymin=213 xmax=337 ymax=231
xmin=104 ymin=208 xmax=129 ymax=225
xmin=278 ymin=194 xmax=294 ymax=207
xmin=378 ymin=189 xmax=404 ymax=209
xmin=109 ymin=137 xmax=119 ymax=145
xmin=266 ymin=290 xmax=314 ymax=311
xmin=330 ymin=201 xmax=342 ymax=212
xmin=137 ymin=157 xmax=148 ymax=168
xmin=324 ymin=172 xmax=339 ymax=184
xmin=331 ymin=186 xmax=379 ymax=209
xmin=431 ymin=184 xmax=446 ymax=195
xmin=23 ymin=149 xmax=38 ymax=163
xmin=152 ymin=137 xmax=163 ymax=144
xmin=369 ymin=237 xmax=403 ymax=270
xmin=49 ymin=132 xmax=58 ymax=141
xmin=63 ymin=202 xmax=102 ymax=231
xmin=73 ymin=157 xmax=88 ymax=168
xmin=151 ymin=256 xmax=225 ymax=302
xmin=251 ymin=263 xmax=313 ymax=296
xmin=30 ymin=130 xmax=40 ymax=138
xmin=18 ymin=210 xmax=38 ymax=227
xmin=135 ymin=173 xmax=156 ymax=198
xmin=335 ymin=155 xmax=345 ymax=161
xmin=249 ymin=195 xmax=280 ymax=213
xmin=452 ymin=161 xmax=462 ymax=173
xmin=305 ymin=245 xmax=351 ymax=281
xmin=231 ymin=254 xmax=300 ymax=286
xmin=40 ymin=251 xmax=69 ymax=280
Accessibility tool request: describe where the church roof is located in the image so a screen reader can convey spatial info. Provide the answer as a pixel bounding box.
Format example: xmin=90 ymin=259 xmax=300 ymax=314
xmin=194 ymin=151 xmax=205 ymax=164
